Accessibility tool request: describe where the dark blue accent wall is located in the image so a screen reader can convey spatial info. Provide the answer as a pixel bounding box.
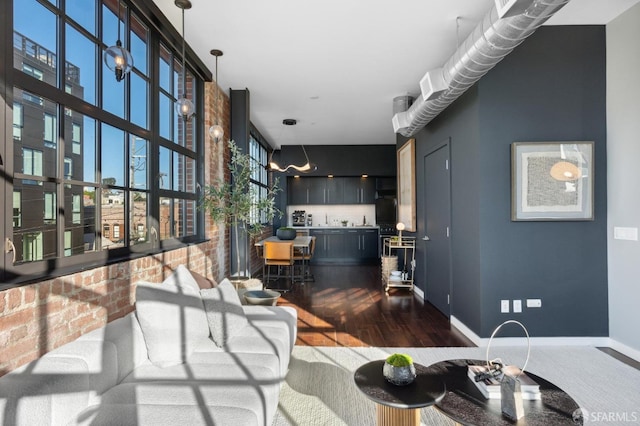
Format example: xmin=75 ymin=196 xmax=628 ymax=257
xmin=409 ymin=26 xmax=608 ymax=338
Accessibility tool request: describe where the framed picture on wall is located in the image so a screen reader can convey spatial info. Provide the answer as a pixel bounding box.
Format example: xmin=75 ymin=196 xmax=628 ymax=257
xmin=397 ymin=138 xmax=416 ymax=231
xmin=511 ymin=141 xmax=594 ymax=221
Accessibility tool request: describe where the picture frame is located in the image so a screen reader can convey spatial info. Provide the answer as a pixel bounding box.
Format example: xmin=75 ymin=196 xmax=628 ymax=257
xmin=511 ymin=141 xmax=594 ymax=221
xmin=397 ymin=138 xmax=416 ymax=231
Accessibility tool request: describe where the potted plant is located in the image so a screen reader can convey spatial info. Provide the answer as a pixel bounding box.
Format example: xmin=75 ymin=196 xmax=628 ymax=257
xmin=383 ymin=353 xmax=416 ymax=385
xmin=276 ymin=227 xmax=296 ymax=240
xmin=201 ymin=140 xmax=281 ymax=279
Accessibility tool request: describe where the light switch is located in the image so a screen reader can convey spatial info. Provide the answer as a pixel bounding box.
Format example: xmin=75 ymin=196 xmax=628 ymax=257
xmin=614 ymin=227 xmax=638 ymax=241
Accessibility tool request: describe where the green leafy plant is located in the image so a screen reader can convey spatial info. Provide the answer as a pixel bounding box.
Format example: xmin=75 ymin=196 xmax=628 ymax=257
xmin=201 ymin=140 xmax=281 ymax=278
xmin=385 ymin=353 xmax=413 ymax=367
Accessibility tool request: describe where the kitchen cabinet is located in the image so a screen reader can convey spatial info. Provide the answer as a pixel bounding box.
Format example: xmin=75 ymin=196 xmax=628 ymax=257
xmin=310 ymin=228 xmax=378 ymax=264
xmin=289 ymin=176 xmax=377 ymax=205
xmin=345 ymin=228 xmax=378 ymax=261
xmin=288 ymin=177 xmax=310 ymax=204
xmin=308 ymin=178 xmax=343 ymax=204
xmin=310 ymin=229 xmax=344 ymax=261
xmin=343 ymin=177 xmax=376 ymax=204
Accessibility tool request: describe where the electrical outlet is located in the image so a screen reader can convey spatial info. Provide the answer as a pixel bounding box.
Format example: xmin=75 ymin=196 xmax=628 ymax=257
xmin=501 ymin=299 xmax=510 ymax=313
xmin=527 ymin=299 xmax=542 ymax=308
xmin=513 ymin=299 xmax=522 ymax=313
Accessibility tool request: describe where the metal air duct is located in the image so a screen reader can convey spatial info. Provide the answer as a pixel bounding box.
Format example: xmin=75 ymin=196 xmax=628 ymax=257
xmin=392 ymin=0 xmax=571 ymax=137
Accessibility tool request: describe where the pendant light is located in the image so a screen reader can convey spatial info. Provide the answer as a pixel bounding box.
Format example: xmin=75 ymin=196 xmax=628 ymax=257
xmin=104 ymin=0 xmax=133 ymax=82
xmin=175 ymin=0 xmax=194 ymax=121
xmin=268 ymin=119 xmax=317 ymax=173
xmin=208 ymin=49 xmax=224 ymax=142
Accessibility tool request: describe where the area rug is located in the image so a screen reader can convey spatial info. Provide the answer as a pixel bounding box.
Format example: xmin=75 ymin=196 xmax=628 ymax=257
xmin=272 ymin=346 xmax=640 ymax=425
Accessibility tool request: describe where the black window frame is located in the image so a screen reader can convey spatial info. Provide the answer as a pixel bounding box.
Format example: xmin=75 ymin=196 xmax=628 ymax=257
xmin=0 ymin=0 xmax=213 ymax=289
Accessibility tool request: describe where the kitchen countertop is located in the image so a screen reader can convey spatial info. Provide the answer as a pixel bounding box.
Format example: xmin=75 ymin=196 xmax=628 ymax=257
xmin=291 ymin=225 xmax=379 ymax=230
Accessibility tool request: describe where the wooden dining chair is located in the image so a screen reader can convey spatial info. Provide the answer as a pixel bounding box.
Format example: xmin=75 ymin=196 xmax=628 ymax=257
xmin=263 ymin=241 xmax=294 ymax=291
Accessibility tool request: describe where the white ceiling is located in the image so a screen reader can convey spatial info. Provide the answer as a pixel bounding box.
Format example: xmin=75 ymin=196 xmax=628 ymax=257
xmin=152 ymin=0 xmax=640 ymax=148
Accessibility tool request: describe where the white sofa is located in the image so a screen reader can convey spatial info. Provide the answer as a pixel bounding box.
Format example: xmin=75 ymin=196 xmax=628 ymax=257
xmin=0 ymin=266 xmax=297 ymax=426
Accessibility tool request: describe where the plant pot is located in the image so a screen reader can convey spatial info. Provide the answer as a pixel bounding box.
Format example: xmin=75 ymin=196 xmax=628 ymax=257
xmin=276 ymin=228 xmax=296 ymax=240
xmin=382 ymin=361 xmax=416 ymax=386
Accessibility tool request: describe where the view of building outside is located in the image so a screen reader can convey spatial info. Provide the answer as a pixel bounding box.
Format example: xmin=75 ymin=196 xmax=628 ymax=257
xmin=11 ymin=0 xmax=199 ymax=266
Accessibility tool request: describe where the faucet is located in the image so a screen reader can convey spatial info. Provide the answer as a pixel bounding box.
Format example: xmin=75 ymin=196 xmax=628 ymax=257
xmin=325 ymin=213 xmax=328 ymax=225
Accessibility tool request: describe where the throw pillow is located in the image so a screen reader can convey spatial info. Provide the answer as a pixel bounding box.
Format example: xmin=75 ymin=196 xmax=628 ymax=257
xmin=135 ymin=264 xmax=210 ymax=367
xmin=190 ymin=269 xmax=218 ymax=289
xmin=200 ymin=279 xmax=248 ymax=347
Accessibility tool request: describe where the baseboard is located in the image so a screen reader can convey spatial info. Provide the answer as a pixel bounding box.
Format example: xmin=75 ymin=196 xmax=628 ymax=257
xmin=607 ymin=338 xmax=640 ymax=362
xmin=450 ymin=316 xmax=611 ymax=347
xmin=413 ymin=286 xmax=425 ymax=300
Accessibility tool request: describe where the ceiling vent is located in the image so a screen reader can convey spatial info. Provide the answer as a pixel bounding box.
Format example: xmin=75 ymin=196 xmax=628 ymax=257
xmin=419 ymin=68 xmax=448 ymax=101
xmin=495 ymin=0 xmax=533 ymax=18
xmin=392 ymin=0 xmax=570 ymax=137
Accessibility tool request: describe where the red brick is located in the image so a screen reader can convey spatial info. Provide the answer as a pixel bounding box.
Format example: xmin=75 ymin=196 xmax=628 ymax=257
xmin=0 ymin=292 xmax=5 ymax=313
xmin=23 ymin=286 xmax=36 ymax=304
xmin=0 ymin=309 xmax=35 ymax=330
xmin=7 ymin=288 xmax=22 ymax=310
xmin=0 ymin=336 xmax=38 ymax=364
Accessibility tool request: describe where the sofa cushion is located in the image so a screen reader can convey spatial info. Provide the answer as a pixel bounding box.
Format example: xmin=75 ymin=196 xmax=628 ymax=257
xmin=190 ymin=269 xmax=218 ymax=289
xmin=101 ymin=363 xmax=280 ymax=426
xmin=200 ymin=279 xmax=248 ymax=347
xmin=135 ymin=265 xmax=210 ymax=367
xmin=0 ymin=356 xmax=91 ymax=426
xmin=74 ymin=404 xmax=259 ymax=426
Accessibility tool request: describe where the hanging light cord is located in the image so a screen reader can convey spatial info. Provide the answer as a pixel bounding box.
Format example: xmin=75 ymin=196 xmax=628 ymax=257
xmin=215 ymin=54 xmax=219 ymax=124
xmin=181 ymin=8 xmax=187 ymax=102
xmin=116 ymin=1 xmax=122 ymax=45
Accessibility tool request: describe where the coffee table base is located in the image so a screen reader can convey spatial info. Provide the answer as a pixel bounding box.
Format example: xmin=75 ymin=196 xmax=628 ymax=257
xmin=376 ymin=404 xmax=420 ymax=426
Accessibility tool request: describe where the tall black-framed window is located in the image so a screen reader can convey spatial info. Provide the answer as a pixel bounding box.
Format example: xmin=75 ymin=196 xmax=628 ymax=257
xmin=248 ymin=133 xmax=269 ymax=225
xmin=1 ymin=0 xmax=211 ymax=288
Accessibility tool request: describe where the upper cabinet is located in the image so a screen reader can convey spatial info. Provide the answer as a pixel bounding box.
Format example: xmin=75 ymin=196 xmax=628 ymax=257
xmin=288 ymin=177 xmax=377 ymax=205
xmin=343 ymin=177 xmax=376 ymax=204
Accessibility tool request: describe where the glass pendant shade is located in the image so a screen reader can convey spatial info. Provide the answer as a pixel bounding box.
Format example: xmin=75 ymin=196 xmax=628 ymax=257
xmin=104 ymin=41 xmax=134 ymax=81
xmin=176 ymin=97 xmax=194 ymax=120
xmin=209 ymin=124 xmax=224 ymax=141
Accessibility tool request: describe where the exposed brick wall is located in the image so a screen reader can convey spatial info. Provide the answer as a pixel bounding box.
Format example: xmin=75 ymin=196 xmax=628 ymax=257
xmin=0 ymin=81 xmax=231 ymax=378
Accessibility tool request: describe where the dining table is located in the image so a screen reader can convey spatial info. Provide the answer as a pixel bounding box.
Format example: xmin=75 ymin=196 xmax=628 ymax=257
xmin=254 ymin=235 xmax=313 ymax=285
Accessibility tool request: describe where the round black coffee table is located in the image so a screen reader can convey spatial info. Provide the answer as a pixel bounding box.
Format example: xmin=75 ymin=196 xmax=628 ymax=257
xmin=354 ymin=360 xmax=446 ymax=426
xmin=424 ymin=359 xmax=583 ymax=425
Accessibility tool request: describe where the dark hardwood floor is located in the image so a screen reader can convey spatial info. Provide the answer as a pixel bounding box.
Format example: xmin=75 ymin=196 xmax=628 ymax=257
xmin=269 ymin=264 xmax=475 ymax=348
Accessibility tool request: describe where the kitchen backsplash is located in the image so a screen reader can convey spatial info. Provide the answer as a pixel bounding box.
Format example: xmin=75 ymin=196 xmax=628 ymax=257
xmin=287 ymin=204 xmax=376 ymax=227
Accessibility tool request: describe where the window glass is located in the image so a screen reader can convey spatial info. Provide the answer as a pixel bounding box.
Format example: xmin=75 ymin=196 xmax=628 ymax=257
xmin=130 ymin=192 xmax=148 ymax=245
xmin=13 ymin=103 xmax=23 ymax=141
xmin=101 ymin=123 xmax=125 ymax=186
xmin=13 ymin=181 xmax=58 ymax=263
xmin=65 ymin=23 xmax=96 ymax=105
xmin=64 ymin=230 xmax=73 ymax=257
xmin=159 ymin=198 xmax=196 ymax=239
xmin=130 ymin=13 xmax=148 ymax=75
xmin=72 ymin=123 xmax=81 ymax=155
xmin=44 ymin=191 xmax=57 ymax=223
xmin=14 ymin=0 xmax=57 ymax=87
xmin=15 ymin=89 xmax=58 ymax=179
xmin=64 ymin=157 xmax=73 ymax=179
xmin=159 ymin=93 xmax=171 ymax=139
xmin=66 ymin=0 xmax=96 ymax=36
xmin=101 ymin=189 xmax=124 ymax=249
xmin=13 ymin=191 xmax=22 ymax=228
xmin=102 ymin=61 xmax=125 ymax=117
xmin=159 ymin=146 xmax=170 ymax=190
xmin=130 ymin=72 xmax=148 ymax=129
xmin=130 ymin=137 xmax=148 ymax=190
xmin=44 ymin=113 xmax=56 ymax=148
xmin=159 ymin=44 xmax=171 ymax=92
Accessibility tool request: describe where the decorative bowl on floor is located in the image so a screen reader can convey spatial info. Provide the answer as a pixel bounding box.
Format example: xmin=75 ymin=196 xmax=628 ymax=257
xmin=276 ymin=228 xmax=296 ymax=240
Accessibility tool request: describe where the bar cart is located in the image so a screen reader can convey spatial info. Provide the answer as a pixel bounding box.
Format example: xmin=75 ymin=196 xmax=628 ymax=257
xmin=381 ymin=236 xmax=416 ymax=292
